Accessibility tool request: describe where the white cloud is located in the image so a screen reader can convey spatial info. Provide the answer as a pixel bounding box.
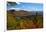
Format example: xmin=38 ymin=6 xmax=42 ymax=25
xmin=16 ymin=2 xmax=21 ymax=4
xmin=8 ymin=8 xmax=21 ymax=10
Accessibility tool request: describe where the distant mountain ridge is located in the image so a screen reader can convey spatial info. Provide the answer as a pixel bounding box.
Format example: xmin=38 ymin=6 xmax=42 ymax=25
xmin=7 ymin=9 xmax=43 ymax=17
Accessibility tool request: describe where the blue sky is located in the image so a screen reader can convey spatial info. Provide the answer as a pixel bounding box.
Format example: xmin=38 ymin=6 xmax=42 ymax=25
xmin=7 ymin=2 xmax=43 ymax=11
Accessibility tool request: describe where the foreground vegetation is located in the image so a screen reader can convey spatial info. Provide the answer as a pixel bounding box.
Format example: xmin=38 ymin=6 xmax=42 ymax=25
xmin=7 ymin=11 xmax=43 ymax=30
